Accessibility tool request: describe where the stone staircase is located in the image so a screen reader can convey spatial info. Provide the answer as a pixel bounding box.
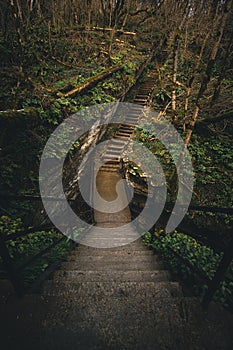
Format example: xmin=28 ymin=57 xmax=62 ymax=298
xmin=1 ymin=75 xmax=233 ymax=349
xmin=1 ymin=238 xmax=233 ymax=350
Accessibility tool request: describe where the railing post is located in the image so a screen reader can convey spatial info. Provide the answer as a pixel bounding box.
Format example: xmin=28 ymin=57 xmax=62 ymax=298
xmin=90 ymin=150 xmax=95 ymax=224
xmin=0 ymin=236 xmax=23 ymax=297
xmin=202 ymin=237 xmax=233 ymax=309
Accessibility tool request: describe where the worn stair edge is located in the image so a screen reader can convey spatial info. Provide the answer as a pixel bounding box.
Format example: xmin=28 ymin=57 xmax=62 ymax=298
xmin=69 ymin=249 xmax=153 ymax=257
xmin=52 ymin=270 xmax=172 ymax=282
xmin=60 ymin=261 xmax=165 ymax=271
xmin=42 ymin=281 xmax=182 ymax=298
xmin=66 ymin=255 xmax=160 ymax=263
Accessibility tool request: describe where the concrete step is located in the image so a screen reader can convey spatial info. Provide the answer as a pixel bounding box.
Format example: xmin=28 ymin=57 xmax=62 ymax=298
xmin=117 ymin=130 xmax=132 ymax=135
xmin=133 ymin=99 xmax=147 ymax=103
xmin=52 ymin=270 xmax=172 ymax=283
xmin=69 ymin=249 xmax=153 ymax=257
xmin=66 ymin=255 xmax=160 ymax=264
xmin=125 ymin=112 xmax=141 ymax=117
xmin=43 ymin=281 xmax=182 ymax=298
xmin=128 ymin=106 xmax=144 ymax=111
xmin=76 ymin=231 xmax=147 ymax=249
xmin=98 ymin=168 xmax=119 ymax=173
xmin=138 ymin=89 xmax=152 ymax=93
xmin=3 ymin=294 xmax=233 ymax=350
xmin=120 ymin=123 xmax=135 ymax=127
xmin=98 ymin=168 xmax=120 ymax=173
xmin=124 ymin=116 xmax=139 ymax=120
xmin=120 ymin=126 xmax=134 ymax=131
xmin=111 ymin=139 xmax=128 ymax=145
xmin=108 ymin=145 xmax=125 ymax=150
xmin=115 ymin=132 xmax=130 ymax=138
xmin=100 ymin=160 xmax=120 ymax=165
xmin=115 ymin=129 xmax=131 ymax=134
xmin=118 ymin=127 xmax=134 ymax=132
xmin=60 ymin=260 xmax=165 ymax=271
xmin=99 ymin=164 xmax=120 ymax=170
xmin=76 ymin=241 xmax=151 ymax=252
xmin=135 ymin=94 xmax=149 ymax=98
xmin=105 ymin=148 xmax=123 ymax=154
xmin=121 ymin=124 xmax=135 ymax=129
xmin=124 ymin=120 xmax=138 ymax=125
xmin=102 ymin=156 xmax=120 ymax=161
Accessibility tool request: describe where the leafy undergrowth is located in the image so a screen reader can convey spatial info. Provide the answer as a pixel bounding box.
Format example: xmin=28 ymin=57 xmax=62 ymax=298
xmin=133 ymin=123 xmax=233 ymax=231
xmin=188 ymin=133 xmax=233 ymax=232
xmin=143 ymin=231 xmax=233 ymax=312
xmin=0 ymin=25 xmax=147 ymax=219
xmin=0 ymin=25 xmax=150 ymax=290
xmin=0 ymin=215 xmax=73 ymax=289
xmin=136 ymin=121 xmax=233 ymax=311
xmin=0 ymin=24 xmax=146 ymax=113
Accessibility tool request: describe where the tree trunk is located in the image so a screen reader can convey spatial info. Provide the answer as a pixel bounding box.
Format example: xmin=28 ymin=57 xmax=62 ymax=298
xmin=61 ymin=66 xmax=124 ymax=98
xmin=171 ymin=31 xmax=179 ymax=115
xmin=185 ymin=0 xmax=232 ymax=146
xmin=212 ymin=38 xmax=232 ymax=102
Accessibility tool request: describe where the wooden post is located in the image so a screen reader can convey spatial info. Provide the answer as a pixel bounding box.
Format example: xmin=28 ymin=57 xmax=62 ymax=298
xmin=0 ymin=236 xmax=23 ymax=297
xmin=202 ymin=237 xmax=233 ymax=309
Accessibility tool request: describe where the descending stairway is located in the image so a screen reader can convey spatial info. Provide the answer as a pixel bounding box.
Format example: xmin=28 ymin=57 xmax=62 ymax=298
xmin=1 ymin=238 xmax=233 ymax=350
xmin=1 ymin=75 xmax=233 ymax=350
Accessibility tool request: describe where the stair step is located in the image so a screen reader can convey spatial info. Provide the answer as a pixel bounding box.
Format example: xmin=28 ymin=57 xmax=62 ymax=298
xmin=135 ymin=95 xmax=149 ymax=99
xmin=98 ymin=167 xmax=120 ymax=172
xmin=115 ymin=133 xmax=131 ymax=138
xmin=43 ymin=281 xmax=182 ymax=298
xmin=125 ymin=112 xmax=141 ymax=117
xmin=102 ymin=156 xmax=120 ymax=161
xmin=118 ymin=129 xmax=132 ymax=135
xmin=111 ymin=139 xmax=128 ymax=145
xmin=124 ymin=116 xmax=139 ymax=120
xmin=116 ymin=129 xmax=131 ymax=134
xmin=108 ymin=145 xmax=125 ymax=150
xmin=129 ymin=106 xmax=144 ymax=111
xmin=61 ymin=260 xmax=164 ymax=271
xmin=133 ymin=99 xmax=147 ymax=103
xmin=5 ymin=295 xmax=233 ymax=350
xmin=70 ymin=249 xmax=153 ymax=257
xmin=99 ymin=164 xmax=120 ymax=169
xmin=118 ymin=127 xmax=134 ymax=132
xmin=98 ymin=168 xmax=119 ymax=173
xmin=124 ymin=121 xmax=138 ymax=125
xmin=66 ymin=255 xmax=159 ymax=263
xmin=105 ymin=148 xmax=123 ymax=154
xmin=76 ymin=241 xmax=150 ymax=252
xmin=100 ymin=160 xmax=120 ymax=165
xmin=52 ymin=270 xmax=172 ymax=282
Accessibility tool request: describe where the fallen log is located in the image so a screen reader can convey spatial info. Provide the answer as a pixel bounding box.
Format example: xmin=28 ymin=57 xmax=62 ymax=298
xmin=90 ymin=27 xmax=136 ymax=35
xmin=196 ymin=110 xmax=233 ymax=126
xmin=194 ymin=110 xmax=233 ymax=134
xmin=0 ymin=107 xmax=39 ymax=128
xmin=0 ymin=108 xmax=40 ymax=146
xmin=61 ymin=65 xmax=124 ymax=98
